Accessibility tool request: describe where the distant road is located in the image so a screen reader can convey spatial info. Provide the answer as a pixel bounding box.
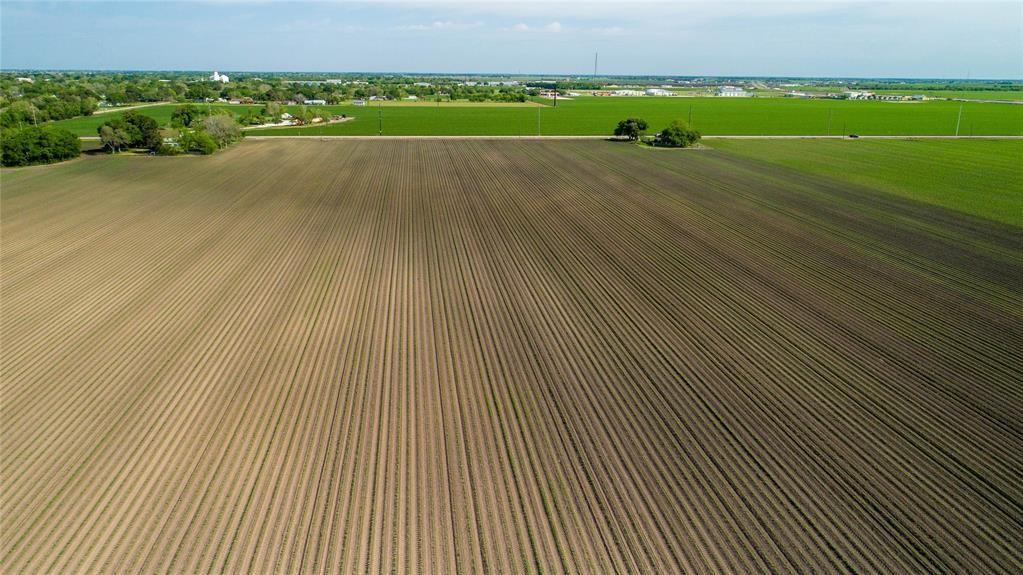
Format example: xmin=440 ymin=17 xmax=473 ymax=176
xmin=92 ymin=102 xmax=166 ymax=115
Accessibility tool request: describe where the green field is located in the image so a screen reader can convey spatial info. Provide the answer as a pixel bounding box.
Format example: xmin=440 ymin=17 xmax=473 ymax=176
xmin=709 ymin=139 xmax=1023 ymax=226
xmin=53 ymin=104 xmax=263 ymax=136
xmin=247 ymin=97 xmax=1023 ymax=136
xmin=55 ymin=97 xmax=1023 ymax=137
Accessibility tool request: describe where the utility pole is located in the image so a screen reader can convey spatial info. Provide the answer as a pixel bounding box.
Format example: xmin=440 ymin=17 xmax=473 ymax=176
xmin=955 ymin=104 xmax=963 ymax=136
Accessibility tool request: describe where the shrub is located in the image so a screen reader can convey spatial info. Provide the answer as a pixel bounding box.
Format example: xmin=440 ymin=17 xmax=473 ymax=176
xmin=1 ymin=125 xmax=80 ymax=167
xmin=653 ymin=120 xmax=702 ymax=148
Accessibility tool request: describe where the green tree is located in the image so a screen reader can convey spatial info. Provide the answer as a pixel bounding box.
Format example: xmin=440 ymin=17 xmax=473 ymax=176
xmin=1 ymin=125 xmax=80 ymax=167
xmin=96 ymin=111 xmax=160 ymax=151
xmin=0 ymin=101 xmax=39 ymax=128
xmin=122 ymin=111 xmax=161 ymax=150
xmin=200 ymin=115 xmax=242 ymax=148
xmin=171 ymin=104 xmax=208 ymax=127
xmin=99 ymin=124 xmax=131 ymax=153
xmin=653 ymin=120 xmax=701 ymax=148
xmin=261 ymin=101 xmax=282 ymax=120
xmin=180 ymin=130 xmax=217 ymax=155
xmin=614 ymin=117 xmax=648 ymax=141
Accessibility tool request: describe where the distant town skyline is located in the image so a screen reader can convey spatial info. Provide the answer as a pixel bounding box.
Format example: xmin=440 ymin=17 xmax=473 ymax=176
xmin=2 ymin=1 xmax=1021 ymax=79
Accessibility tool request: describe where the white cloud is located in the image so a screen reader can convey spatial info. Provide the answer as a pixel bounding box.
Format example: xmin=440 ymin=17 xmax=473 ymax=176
xmin=280 ymin=18 xmax=365 ymax=33
xmin=395 ymin=20 xmax=483 ymax=31
xmin=504 ymin=21 xmax=565 ymax=32
xmin=591 ymin=26 xmax=626 ymax=35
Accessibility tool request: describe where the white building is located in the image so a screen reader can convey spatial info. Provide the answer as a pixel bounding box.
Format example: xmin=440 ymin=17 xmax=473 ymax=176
xmin=645 ymin=88 xmax=673 ymax=97
xmin=716 ymin=86 xmax=749 ymax=97
xmin=612 ymin=89 xmax=645 ymax=97
xmin=305 ymin=99 xmax=327 ymax=105
xmin=842 ymin=90 xmax=875 ymax=100
xmin=210 ymin=71 xmax=230 ymax=83
xmin=15 ymin=77 xmax=34 ymax=83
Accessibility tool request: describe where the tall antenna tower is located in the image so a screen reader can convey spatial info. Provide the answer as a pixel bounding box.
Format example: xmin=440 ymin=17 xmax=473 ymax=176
xmin=593 ymin=52 xmax=598 ymax=79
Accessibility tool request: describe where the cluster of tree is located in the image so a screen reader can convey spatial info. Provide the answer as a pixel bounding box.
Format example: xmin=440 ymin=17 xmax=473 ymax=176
xmin=1 ymin=72 xmax=543 ymax=127
xmin=0 ymin=96 xmax=97 ymax=128
xmin=613 ymin=118 xmax=701 ymax=147
xmin=1 ymin=125 xmax=80 ymax=166
xmin=97 ymin=111 xmax=162 ymax=153
xmin=168 ymin=113 xmax=243 ymax=156
xmin=170 ymin=103 xmax=214 ymax=128
xmin=652 ymin=120 xmax=701 ymax=148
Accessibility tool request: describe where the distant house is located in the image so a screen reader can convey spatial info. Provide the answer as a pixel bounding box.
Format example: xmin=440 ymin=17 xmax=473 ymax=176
xmin=210 ymin=71 xmax=230 ymax=83
xmin=645 ymin=88 xmax=673 ymax=97
xmin=716 ymin=86 xmax=749 ymax=97
xmin=405 ymin=95 xmax=418 ymax=101
xmin=413 ymin=82 xmax=432 ymax=87
xmin=353 ymin=99 xmax=366 ymax=106
xmin=842 ymin=90 xmax=875 ymax=100
xmin=15 ymin=77 xmax=34 ymax=83
xmin=538 ymin=89 xmax=560 ymax=99
xmin=280 ymin=112 xmax=293 ymax=120
xmin=305 ymin=99 xmax=327 ymax=105
xmin=612 ymin=89 xmax=645 ymax=97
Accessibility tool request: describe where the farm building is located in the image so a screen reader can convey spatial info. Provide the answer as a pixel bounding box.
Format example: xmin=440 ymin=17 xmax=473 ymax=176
xmin=210 ymin=71 xmax=229 ymax=83
xmin=843 ymin=90 xmax=875 ymax=100
xmin=717 ymin=86 xmax=749 ymax=97
xmin=305 ymin=99 xmax=327 ymax=105
xmin=612 ymin=89 xmax=645 ymax=97
xmin=353 ymin=99 xmax=367 ymax=106
xmin=645 ymin=88 xmax=674 ymax=96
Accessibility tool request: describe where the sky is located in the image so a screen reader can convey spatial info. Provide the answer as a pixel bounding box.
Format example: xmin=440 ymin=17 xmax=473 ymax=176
xmin=1 ymin=1 xmax=1020 ymax=79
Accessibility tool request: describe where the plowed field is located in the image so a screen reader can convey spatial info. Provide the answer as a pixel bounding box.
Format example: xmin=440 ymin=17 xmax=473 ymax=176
xmin=2 ymin=140 xmax=1021 ymax=574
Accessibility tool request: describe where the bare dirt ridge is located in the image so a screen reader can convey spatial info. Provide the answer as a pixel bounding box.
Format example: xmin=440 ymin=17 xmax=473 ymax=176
xmin=2 ymin=140 xmax=1021 ymax=574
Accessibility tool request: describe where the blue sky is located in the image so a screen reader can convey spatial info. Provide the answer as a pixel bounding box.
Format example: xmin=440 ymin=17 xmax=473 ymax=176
xmin=2 ymin=1 xmax=1020 ymax=78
